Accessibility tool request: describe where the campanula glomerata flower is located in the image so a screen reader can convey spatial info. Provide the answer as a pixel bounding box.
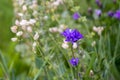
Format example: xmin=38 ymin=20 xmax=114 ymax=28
xmin=69 ymin=57 xmax=79 ymax=67
xmin=61 ymin=28 xmax=83 ymax=43
xmin=95 ymin=0 xmax=102 ymax=8
xmin=107 ymin=11 xmax=114 ymax=17
xmin=72 ymin=12 xmax=80 ymax=20
xmin=95 ymin=9 xmax=102 ymax=16
xmin=113 ymin=10 xmax=120 ymax=20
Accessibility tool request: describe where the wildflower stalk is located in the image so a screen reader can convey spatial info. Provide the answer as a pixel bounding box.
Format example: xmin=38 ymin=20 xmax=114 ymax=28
xmin=114 ymin=23 xmax=120 ymax=57
xmin=33 ymin=59 xmax=48 ymax=80
xmin=71 ymin=43 xmax=75 ymax=58
xmin=71 ymin=43 xmax=80 ymax=80
xmin=85 ymin=53 xmax=96 ymax=77
xmin=0 ymin=51 xmax=10 ymax=80
xmin=49 ymin=34 xmax=74 ymax=79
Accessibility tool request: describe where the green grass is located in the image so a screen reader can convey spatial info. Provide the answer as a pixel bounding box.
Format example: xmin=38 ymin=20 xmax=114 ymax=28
xmin=0 ymin=0 xmax=14 ymax=52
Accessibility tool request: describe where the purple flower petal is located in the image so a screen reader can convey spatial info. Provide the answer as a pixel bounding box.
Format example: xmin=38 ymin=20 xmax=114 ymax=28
xmin=113 ymin=10 xmax=120 ymax=20
xmin=72 ymin=12 xmax=80 ymax=20
xmin=69 ymin=58 xmax=79 ymax=67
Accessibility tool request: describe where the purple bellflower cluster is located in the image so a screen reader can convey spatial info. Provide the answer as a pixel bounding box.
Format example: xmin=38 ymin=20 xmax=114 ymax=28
xmin=61 ymin=28 xmax=83 ymax=43
xmin=107 ymin=11 xmax=114 ymax=17
xmin=61 ymin=28 xmax=83 ymax=67
xmin=107 ymin=10 xmax=120 ymax=20
xmin=113 ymin=10 xmax=120 ymax=20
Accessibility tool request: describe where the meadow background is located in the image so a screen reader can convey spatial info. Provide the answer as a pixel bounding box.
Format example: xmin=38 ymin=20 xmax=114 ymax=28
xmin=0 ymin=0 xmax=120 ymax=80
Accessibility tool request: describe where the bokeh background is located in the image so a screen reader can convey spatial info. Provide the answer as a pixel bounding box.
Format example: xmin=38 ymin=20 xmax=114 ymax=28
xmin=0 ymin=0 xmax=120 ymax=80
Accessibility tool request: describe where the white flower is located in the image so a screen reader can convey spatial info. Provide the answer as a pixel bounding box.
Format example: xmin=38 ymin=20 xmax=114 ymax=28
xmin=18 ymin=13 xmax=23 ymax=17
xmin=20 ymin=20 xmax=29 ymax=26
xmin=29 ymin=19 xmax=36 ymax=25
xmin=91 ymin=41 xmax=96 ymax=47
xmin=90 ymin=70 xmax=94 ymax=76
xmin=32 ymin=11 xmax=38 ymax=16
xmin=82 ymin=54 xmax=85 ymax=58
xmin=93 ymin=26 xmax=104 ymax=36
xmin=33 ymin=42 xmax=37 ymax=47
xmin=73 ymin=43 xmax=77 ymax=49
xmin=29 ymin=3 xmax=38 ymax=10
xmin=16 ymin=31 xmax=23 ymax=36
xmin=44 ymin=16 xmax=48 ymax=20
xmin=58 ymin=24 xmax=66 ymax=33
xmin=22 ymin=5 xmax=27 ymax=11
xmin=52 ymin=1 xmax=60 ymax=7
xmin=61 ymin=43 xmax=69 ymax=49
xmin=33 ymin=32 xmax=39 ymax=40
xmin=15 ymin=20 xmax=20 ymax=25
xmin=11 ymin=37 xmax=18 ymax=42
xmin=32 ymin=0 xmax=37 ymax=4
xmin=21 ymin=26 xmax=26 ymax=30
xmin=11 ymin=26 xmax=18 ymax=33
xmin=49 ymin=27 xmax=58 ymax=33
xmin=51 ymin=0 xmax=63 ymax=7
xmin=27 ymin=26 xmax=32 ymax=32
xmin=18 ymin=0 xmax=24 ymax=6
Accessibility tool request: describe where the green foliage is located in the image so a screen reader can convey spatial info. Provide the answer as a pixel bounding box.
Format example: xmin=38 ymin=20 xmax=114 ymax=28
xmin=0 ymin=0 xmax=14 ymax=51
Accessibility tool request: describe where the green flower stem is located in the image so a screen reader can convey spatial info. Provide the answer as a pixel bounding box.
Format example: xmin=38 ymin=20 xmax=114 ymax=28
xmin=71 ymin=44 xmax=75 ymax=58
xmin=85 ymin=52 xmax=96 ymax=77
xmin=0 ymin=51 xmax=10 ymax=80
xmin=49 ymin=34 xmax=74 ymax=79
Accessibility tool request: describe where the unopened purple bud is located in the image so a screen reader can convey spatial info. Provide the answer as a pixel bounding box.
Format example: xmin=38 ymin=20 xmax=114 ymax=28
xmin=69 ymin=58 xmax=79 ymax=67
xmin=72 ymin=12 xmax=80 ymax=20
xmin=88 ymin=7 xmax=93 ymax=14
xmin=95 ymin=0 xmax=100 ymax=4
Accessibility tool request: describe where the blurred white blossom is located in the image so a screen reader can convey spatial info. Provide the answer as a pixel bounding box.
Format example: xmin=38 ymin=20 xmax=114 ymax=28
xmin=27 ymin=26 xmax=32 ymax=32
xmin=11 ymin=37 xmax=18 ymax=42
xmin=16 ymin=31 xmax=23 ymax=36
xmin=11 ymin=26 xmax=18 ymax=33
xmin=49 ymin=27 xmax=58 ymax=33
xmin=22 ymin=5 xmax=27 ymax=11
xmin=73 ymin=43 xmax=78 ymax=49
xmin=20 ymin=19 xmax=29 ymax=26
xmin=33 ymin=32 xmax=39 ymax=40
xmin=29 ymin=19 xmax=36 ymax=25
xmin=91 ymin=41 xmax=96 ymax=47
xmin=62 ymin=39 xmax=69 ymax=49
xmin=93 ymin=26 xmax=104 ymax=36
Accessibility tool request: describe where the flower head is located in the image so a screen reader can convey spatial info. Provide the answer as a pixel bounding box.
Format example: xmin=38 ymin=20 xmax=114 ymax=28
xmin=61 ymin=28 xmax=83 ymax=43
xmin=69 ymin=58 xmax=79 ymax=67
xmin=95 ymin=0 xmax=102 ymax=8
xmin=95 ymin=9 xmax=102 ymax=16
xmin=113 ymin=10 xmax=120 ymax=20
xmin=72 ymin=12 xmax=80 ymax=20
xmin=107 ymin=11 xmax=114 ymax=17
